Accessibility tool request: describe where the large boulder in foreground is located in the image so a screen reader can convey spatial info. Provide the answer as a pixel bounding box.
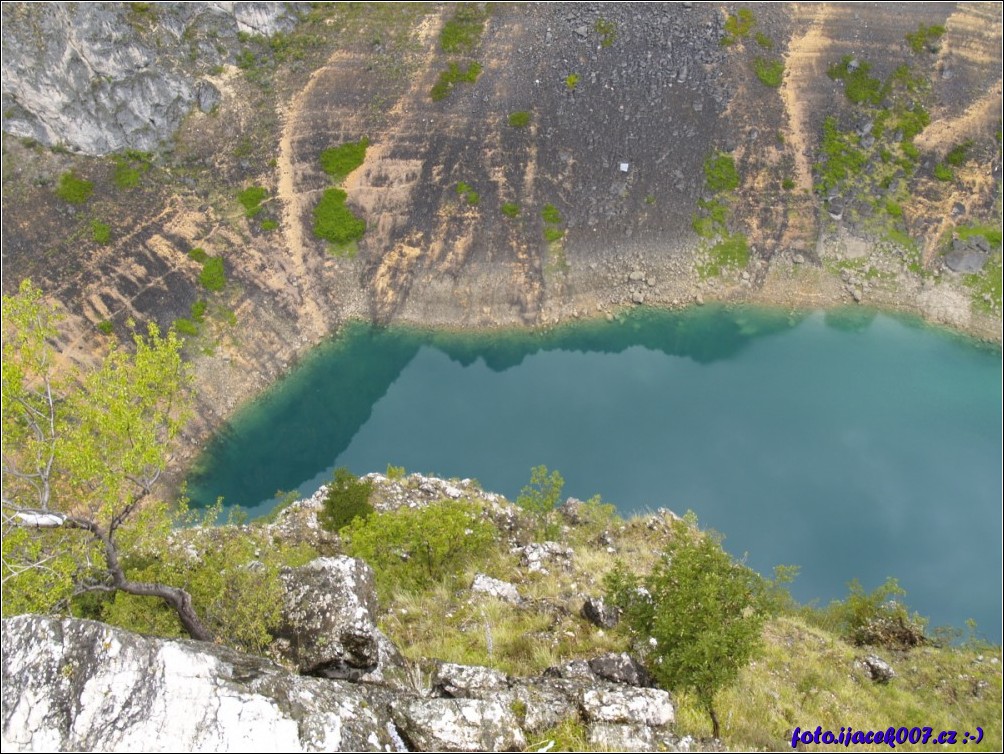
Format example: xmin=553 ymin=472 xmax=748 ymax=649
xmin=272 ymin=556 xmax=405 ymax=685
xmin=1 ymin=615 xmax=396 ymax=752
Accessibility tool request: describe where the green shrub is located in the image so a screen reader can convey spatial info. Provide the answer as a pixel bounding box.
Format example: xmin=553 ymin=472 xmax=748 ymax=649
xmin=190 ymin=300 xmax=207 ymax=322
xmin=565 ymin=74 xmax=579 ymax=91
xmin=90 ymin=220 xmax=111 ymax=245
xmin=199 ymin=257 xmax=226 ymax=292
xmin=905 ymin=23 xmax=945 ymax=53
xmin=385 ymin=464 xmax=406 ymax=480
xmin=501 ymin=202 xmax=520 ymax=218
xmin=753 ymin=58 xmax=784 ymax=87
xmin=945 ymin=140 xmax=972 ymax=166
xmin=703 ymin=153 xmax=740 ymax=193
xmin=236 ymin=49 xmax=255 ymax=70
xmin=320 ymin=138 xmax=369 ymax=182
xmin=827 ymin=56 xmax=882 ymax=105
xmin=782 ymin=177 xmax=796 ymax=190
xmin=319 ymin=467 xmax=374 ymax=533
xmin=508 ymin=111 xmax=531 ymax=128
xmin=516 ymin=465 xmax=564 ymax=538
xmin=594 ymin=18 xmax=617 ymax=48
xmin=440 ymin=4 xmax=488 ymax=53
xmin=754 ymin=31 xmax=774 ymax=50
xmin=188 ymin=247 xmax=209 ymax=263
xmin=260 ymin=218 xmax=279 ymax=231
xmin=55 ymin=172 xmax=93 ymax=204
xmin=313 ymin=187 xmax=366 ymax=244
xmin=342 ymin=499 xmax=496 ymax=592
xmin=815 ymin=577 xmax=927 ymax=649
xmin=721 ymin=8 xmax=755 ymax=45
xmin=606 ymin=520 xmax=768 ymax=738
xmin=541 ymin=203 xmax=562 ymax=224
xmin=814 ymin=116 xmax=868 ymax=193
xmin=933 ymin=163 xmax=954 ymax=182
xmin=885 ymin=200 xmax=903 ymax=218
xmin=237 ymin=186 xmax=268 ymax=218
xmin=431 ymin=62 xmax=482 ymax=101
xmin=455 ymin=181 xmax=480 ymax=205
xmin=543 ymin=226 xmax=565 ymax=243
xmin=97 ymin=320 xmax=114 ymax=335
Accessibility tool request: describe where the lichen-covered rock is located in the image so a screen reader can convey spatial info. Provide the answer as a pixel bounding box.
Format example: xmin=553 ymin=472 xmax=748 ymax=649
xmin=1 ymin=3 xmax=298 ymax=154
xmin=273 ymin=557 xmax=404 ymax=685
xmin=580 ymin=596 xmax=620 ymax=628
xmin=390 ymin=698 xmax=526 ymax=752
xmin=508 ymin=679 xmax=581 ymax=733
xmin=1 ymin=615 xmax=395 ymax=752
xmin=512 ymin=541 xmax=574 ymax=574
xmin=580 ymin=686 xmax=675 ymax=727
xmin=858 ymin=654 xmax=896 ymax=684
xmin=433 ymin=662 xmax=509 ymax=699
xmin=588 ymin=652 xmax=653 ymax=687
xmin=588 ymin=722 xmax=657 ymax=751
xmin=471 ymin=573 xmax=522 ymax=604
xmin=543 ymin=658 xmax=597 ymax=681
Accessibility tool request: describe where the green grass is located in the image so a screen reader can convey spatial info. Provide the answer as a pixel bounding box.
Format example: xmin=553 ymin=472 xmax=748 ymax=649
xmin=704 ymin=153 xmax=740 ymax=193
xmin=313 ymin=187 xmax=366 ymax=245
xmin=90 ymin=220 xmax=111 ymax=245
xmin=906 ymin=23 xmax=945 ymax=54
xmin=199 ymin=257 xmax=226 ymax=292
xmin=594 ymin=18 xmax=617 ymax=48
xmin=508 ymin=111 xmax=531 ymax=128
xmin=501 ymin=202 xmax=520 ymax=218
xmin=721 ymin=8 xmax=755 ymax=45
xmin=237 ymin=185 xmax=268 ymax=218
xmin=439 ymin=4 xmax=488 ymax=54
xmin=754 ymin=32 xmax=774 ymax=50
xmin=964 ymin=253 xmax=1002 ymax=312
xmin=430 ymin=61 xmax=482 ymax=101
xmin=173 ymin=318 xmax=199 ymax=337
xmin=933 ymin=163 xmax=954 ymax=182
xmin=320 ymin=138 xmax=369 ymax=182
xmin=945 ymin=140 xmax=972 ymax=167
xmin=885 ymin=200 xmax=903 ymax=218
xmin=692 ymin=198 xmax=729 ymax=238
xmin=260 ymin=219 xmax=279 ymax=231
xmin=455 ymin=181 xmax=480 ymax=205
xmin=699 ymin=233 xmax=749 ymax=277
xmin=541 ymin=204 xmax=562 ymax=224
xmin=753 ymin=58 xmax=784 ymax=87
xmin=55 ymin=172 xmax=93 ymax=204
xmin=188 ymin=247 xmax=209 ymax=264
xmin=828 ymin=56 xmax=883 ymax=105
xmin=957 ymin=224 xmax=1003 ymax=250
xmin=782 ymin=177 xmax=796 ymax=190
xmin=565 ymin=73 xmax=579 ymax=91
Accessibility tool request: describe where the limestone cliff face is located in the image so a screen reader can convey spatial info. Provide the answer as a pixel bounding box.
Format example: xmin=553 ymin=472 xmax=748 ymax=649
xmin=0 ymin=2 xmax=298 ymax=155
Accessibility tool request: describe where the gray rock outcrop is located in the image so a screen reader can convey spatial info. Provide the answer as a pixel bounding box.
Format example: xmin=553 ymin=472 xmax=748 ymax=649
xmin=1 ymin=615 xmax=396 ymax=752
xmin=1 ymin=2 xmax=298 ymax=154
xmin=2 ymin=617 xmax=682 ymax=753
xmin=272 ymin=556 xmax=404 ymax=685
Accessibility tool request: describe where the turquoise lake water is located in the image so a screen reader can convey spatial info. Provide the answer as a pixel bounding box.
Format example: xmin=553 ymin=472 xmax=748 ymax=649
xmin=186 ymin=306 xmax=1002 ymax=638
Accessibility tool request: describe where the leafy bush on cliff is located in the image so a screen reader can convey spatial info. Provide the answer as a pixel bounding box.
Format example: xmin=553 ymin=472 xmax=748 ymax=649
xmin=319 ymin=467 xmax=374 ymax=532
xmin=605 ymin=519 xmax=768 ymax=738
xmin=342 ymin=499 xmax=496 ymax=593
xmin=312 ymin=187 xmax=366 ymax=245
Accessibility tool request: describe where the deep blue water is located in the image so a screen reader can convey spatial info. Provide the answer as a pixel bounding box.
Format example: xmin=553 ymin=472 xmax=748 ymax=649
xmin=186 ymin=306 xmax=1002 ymax=638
